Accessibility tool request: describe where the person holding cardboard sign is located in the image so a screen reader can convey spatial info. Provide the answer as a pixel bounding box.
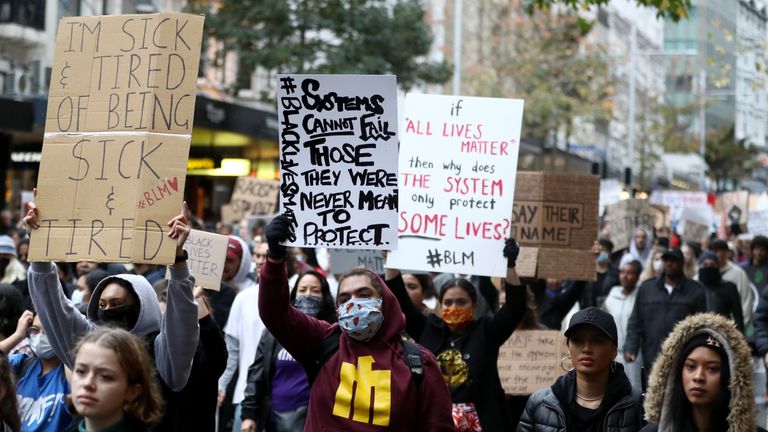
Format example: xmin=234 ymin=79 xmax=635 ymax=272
xmin=385 ymin=239 xmax=525 ymax=431
xmin=23 ymin=193 xmax=199 ymax=431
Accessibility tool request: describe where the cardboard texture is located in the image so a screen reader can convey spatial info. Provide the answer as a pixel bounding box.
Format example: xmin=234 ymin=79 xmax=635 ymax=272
xmin=604 ymin=200 xmax=669 ymax=251
xmin=683 ymin=220 xmax=710 ymax=243
xmin=30 ymin=13 xmax=204 ymax=264
xmin=329 ymin=249 xmax=385 ymax=274
xmin=220 ymin=204 xmax=238 ymax=225
xmin=511 ymin=172 xmax=599 ymax=281
xmin=277 ymin=74 xmax=399 ymax=250
xmin=182 ymin=230 xmax=227 ymax=291
xmin=498 ymin=330 xmax=568 ymax=395
xmin=387 ymin=94 xmax=524 ymax=277
xmin=229 ymin=177 xmax=279 ymax=216
xmin=749 ymin=210 xmax=768 ymax=236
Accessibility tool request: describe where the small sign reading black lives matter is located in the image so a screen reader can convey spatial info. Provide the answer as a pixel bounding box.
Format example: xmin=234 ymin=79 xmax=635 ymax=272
xmin=276 ymin=75 xmax=399 ymax=249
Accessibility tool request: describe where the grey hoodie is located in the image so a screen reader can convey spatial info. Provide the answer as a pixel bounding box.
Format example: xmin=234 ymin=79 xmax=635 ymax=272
xmin=28 ymin=262 xmax=199 ymax=391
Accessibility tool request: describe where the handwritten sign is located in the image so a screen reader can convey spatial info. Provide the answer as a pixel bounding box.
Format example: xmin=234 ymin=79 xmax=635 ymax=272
xmin=650 ymin=191 xmax=707 ymax=223
xmin=510 ymin=173 xmax=599 ymax=281
xmin=276 ymin=74 xmax=398 ymax=249
xmin=749 ymin=210 xmax=768 ymax=236
xmin=181 ymin=230 xmax=227 ymax=291
xmin=386 ymin=94 xmax=523 ymax=277
xmin=229 ymin=177 xmax=279 ymax=216
xmin=604 ymin=200 xmax=669 ymax=251
xmin=682 ymin=220 xmax=710 ymax=243
xmin=498 ymin=330 xmax=568 ymax=395
xmin=329 ymin=249 xmax=385 ymax=274
xmin=29 ymin=13 xmax=204 ymax=264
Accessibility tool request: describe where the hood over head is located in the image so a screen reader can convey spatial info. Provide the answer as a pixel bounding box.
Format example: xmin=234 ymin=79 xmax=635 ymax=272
xmin=644 ymin=313 xmax=754 ymax=432
xmin=339 ymin=268 xmax=405 ymax=344
xmin=87 ymin=273 xmax=162 ymax=337
xmin=230 ymin=236 xmax=253 ymax=290
xmin=629 ymin=226 xmax=654 ymax=264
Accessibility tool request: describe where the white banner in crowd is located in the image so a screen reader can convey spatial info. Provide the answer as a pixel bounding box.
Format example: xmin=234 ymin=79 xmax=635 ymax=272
xmin=649 ymin=191 xmax=708 ymax=223
xmin=276 ymin=74 xmax=399 ymax=249
xmin=386 ymin=94 xmax=524 ymax=277
xmin=749 ymin=210 xmax=768 ymax=236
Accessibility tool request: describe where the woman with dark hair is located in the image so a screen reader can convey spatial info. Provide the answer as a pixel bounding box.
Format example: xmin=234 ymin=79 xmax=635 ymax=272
xmin=0 ymin=284 xmax=23 ymax=342
xmin=386 ymin=240 xmax=525 ymax=431
xmin=240 ymin=270 xmax=337 ymax=431
xmin=402 ymin=273 xmax=438 ymax=315
xmin=641 ymin=313 xmax=764 ymax=432
xmin=0 ymin=354 xmax=20 ymax=432
xmin=518 ymin=307 xmax=643 ymax=431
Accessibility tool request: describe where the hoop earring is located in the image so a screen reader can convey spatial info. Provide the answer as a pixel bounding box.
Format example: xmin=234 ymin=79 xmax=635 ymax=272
xmin=610 ymin=361 xmax=616 ymax=374
xmin=560 ymin=354 xmax=574 ymax=372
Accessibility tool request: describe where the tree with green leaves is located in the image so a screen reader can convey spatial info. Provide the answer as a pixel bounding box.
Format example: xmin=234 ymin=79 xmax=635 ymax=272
xmin=705 ymin=126 xmax=760 ymax=191
xmin=188 ymin=0 xmax=451 ymax=95
xmin=526 ymin=0 xmax=692 ymax=22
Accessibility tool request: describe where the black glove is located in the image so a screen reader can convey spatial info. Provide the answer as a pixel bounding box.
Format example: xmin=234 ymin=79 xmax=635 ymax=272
xmin=265 ymin=214 xmax=294 ymax=260
xmin=503 ymin=238 xmax=520 ymax=268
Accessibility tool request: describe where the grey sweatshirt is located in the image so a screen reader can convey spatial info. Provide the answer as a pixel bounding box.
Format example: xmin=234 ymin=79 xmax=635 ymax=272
xmin=28 ymin=262 xmax=199 ymax=391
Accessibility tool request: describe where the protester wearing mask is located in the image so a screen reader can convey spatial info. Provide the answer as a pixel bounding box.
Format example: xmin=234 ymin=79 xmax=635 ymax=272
xmin=638 ymin=247 xmax=666 ymax=284
xmin=258 ymin=215 xmax=453 ymax=431
xmin=583 ymin=239 xmax=620 ymax=308
xmin=23 ymin=199 xmax=198 ymax=432
xmin=641 ymin=313 xmax=764 ymax=432
xmin=624 ymin=248 xmax=706 ymax=381
xmin=602 ymin=260 xmax=643 ymax=390
xmin=696 ymin=252 xmax=744 ymax=333
xmin=386 ymin=239 xmax=525 ymax=431
xmin=0 ymin=311 xmax=73 ymax=432
xmin=241 ymin=270 xmax=337 ymax=432
xmin=72 ymin=269 xmax=109 ymax=315
xmin=518 ymin=308 xmax=643 ymax=432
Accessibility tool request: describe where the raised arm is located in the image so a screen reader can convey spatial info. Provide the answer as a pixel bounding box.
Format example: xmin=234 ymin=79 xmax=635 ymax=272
xmin=487 ymin=238 xmax=526 ymax=346
xmin=384 ymin=266 xmax=427 ymax=341
xmin=0 ymin=310 xmax=33 ymax=354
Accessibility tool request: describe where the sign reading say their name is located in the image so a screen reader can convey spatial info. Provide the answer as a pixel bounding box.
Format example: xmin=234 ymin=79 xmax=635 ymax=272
xmin=229 ymin=177 xmax=279 ymax=216
xmin=277 ymin=74 xmax=398 ymax=249
xmin=498 ymin=330 xmax=568 ymax=395
xmin=30 ymin=13 xmax=204 ymax=264
xmin=181 ymin=230 xmax=228 ymax=291
xmin=386 ymin=94 xmax=523 ymax=277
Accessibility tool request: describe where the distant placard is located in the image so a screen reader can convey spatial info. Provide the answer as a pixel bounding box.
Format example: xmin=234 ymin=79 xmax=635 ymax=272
xmin=181 ymin=230 xmax=227 ymax=291
xmin=719 ymin=191 xmax=749 ymax=230
xmin=749 ymin=210 xmax=768 ymax=236
xmin=329 ymin=249 xmax=384 ymax=274
xmin=510 ymin=172 xmax=599 ymax=281
xmin=229 ymin=177 xmax=279 ymax=216
xmin=604 ymin=200 xmax=669 ymax=251
xmin=386 ymin=94 xmax=524 ymax=277
xmin=498 ymin=330 xmax=568 ymax=395
xmin=650 ymin=191 xmax=708 ymax=223
xmin=276 ymin=74 xmax=399 ymax=249
xmin=682 ymin=221 xmax=710 ymax=243
xmin=29 ymin=13 xmax=204 ymax=264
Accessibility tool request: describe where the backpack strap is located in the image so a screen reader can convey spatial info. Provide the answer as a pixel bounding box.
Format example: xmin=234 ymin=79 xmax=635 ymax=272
xmin=304 ymin=327 xmax=341 ymax=385
xmin=400 ymin=338 xmax=424 ymax=386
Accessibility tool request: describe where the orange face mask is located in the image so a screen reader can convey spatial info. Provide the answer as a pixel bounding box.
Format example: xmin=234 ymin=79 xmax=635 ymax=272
xmin=442 ymin=306 xmax=473 ymax=330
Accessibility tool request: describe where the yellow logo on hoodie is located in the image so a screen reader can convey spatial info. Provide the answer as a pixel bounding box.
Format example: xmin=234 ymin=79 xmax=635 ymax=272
xmin=332 ymin=355 xmax=391 ymax=426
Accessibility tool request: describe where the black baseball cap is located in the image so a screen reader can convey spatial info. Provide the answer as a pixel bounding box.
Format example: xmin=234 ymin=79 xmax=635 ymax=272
xmin=564 ymin=307 xmax=618 ymax=343
xmin=662 ymin=248 xmax=684 ymax=262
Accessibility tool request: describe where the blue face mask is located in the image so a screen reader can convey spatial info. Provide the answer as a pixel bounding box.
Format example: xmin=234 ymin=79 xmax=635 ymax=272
xmin=336 ymin=298 xmax=383 ymax=342
xmin=596 ymin=251 xmax=610 ymax=264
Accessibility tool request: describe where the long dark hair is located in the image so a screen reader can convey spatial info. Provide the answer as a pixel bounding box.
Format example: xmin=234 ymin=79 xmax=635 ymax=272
xmin=0 ymin=354 xmax=20 ymax=432
xmin=290 ymin=270 xmax=337 ymax=323
xmin=0 ymin=283 xmax=23 ymax=338
xmin=404 ymin=273 xmax=437 ymax=300
xmin=667 ymin=343 xmax=730 ymax=432
xmin=438 ymin=278 xmax=478 ymax=305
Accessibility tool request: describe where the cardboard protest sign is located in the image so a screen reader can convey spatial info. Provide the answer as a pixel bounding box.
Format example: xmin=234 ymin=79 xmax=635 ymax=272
xmin=276 ymin=74 xmax=398 ymax=249
xmin=498 ymin=330 xmax=568 ymax=395
xmin=510 ymin=173 xmax=599 ymax=281
xmin=748 ymin=210 xmax=768 ymax=236
xmin=220 ymin=204 xmax=238 ymax=225
xmin=386 ymin=94 xmax=523 ymax=277
xmin=29 ymin=13 xmax=204 ymax=264
xmin=329 ymin=249 xmax=385 ymax=274
xmin=180 ymin=230 xmax=227 ymax=291
xmin=719 ymin=191 xmax=749 ymax=231
xmin=229 ymin=177 xmax=279 ymax=217
xmin=604 ymin=200 xmax=669 ymax=251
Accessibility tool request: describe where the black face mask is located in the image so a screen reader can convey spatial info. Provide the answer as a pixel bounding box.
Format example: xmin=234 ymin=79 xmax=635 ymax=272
xmin=97 ymin=304 xmax=140 ymax=331
xmin=698 ymin=267 xmax=722 ymax=286
xmin=293 ymin=295 xmax=324 ymax=318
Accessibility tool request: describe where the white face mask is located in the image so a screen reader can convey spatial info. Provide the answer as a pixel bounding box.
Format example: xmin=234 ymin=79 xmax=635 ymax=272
xmin=653 ymin=259 xmax=664 ymax=274
xmin=29 ymin=333 xmax=57 ymax=359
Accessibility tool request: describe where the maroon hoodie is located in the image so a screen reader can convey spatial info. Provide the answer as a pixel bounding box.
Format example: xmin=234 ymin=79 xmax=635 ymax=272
xmin=259 ymin=260 xmax=454 ymax=431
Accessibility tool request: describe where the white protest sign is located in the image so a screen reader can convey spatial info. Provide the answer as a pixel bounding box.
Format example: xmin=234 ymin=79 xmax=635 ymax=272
xmin=679 ymin=206 xmax=713 ymax=243
xmin=749 ymin=210 xmax=768 ymax=236
xmin=276 ymin=75 xmax=398 ymax=249
xmin=386 ymin=94 xmax=523 ymax=277
xmin=329 ymin=249 xmax=385 ymax=274
xmin=182 ymin=230 xmax=228 ymax=291
xmin=649 ymin=191 xmax=708 ymax=223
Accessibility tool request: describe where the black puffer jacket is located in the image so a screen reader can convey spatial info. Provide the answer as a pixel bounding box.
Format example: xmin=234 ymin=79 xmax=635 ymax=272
xmin=517 ymin=364 xmax=644 ymax=432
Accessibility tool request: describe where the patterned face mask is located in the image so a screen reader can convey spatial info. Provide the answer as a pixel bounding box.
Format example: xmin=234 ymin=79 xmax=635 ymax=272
xmin=294 ymin=295 xmax=324 ymax=318
xmin=336 ymin=298 xmax=384 ymax=342
xmin=442 ymin=306 xmax=473 ymax=331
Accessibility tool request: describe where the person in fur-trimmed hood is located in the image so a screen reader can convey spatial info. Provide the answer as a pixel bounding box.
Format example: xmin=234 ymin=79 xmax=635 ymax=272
xmin=641 ymin=313 xmax=765 ymax=432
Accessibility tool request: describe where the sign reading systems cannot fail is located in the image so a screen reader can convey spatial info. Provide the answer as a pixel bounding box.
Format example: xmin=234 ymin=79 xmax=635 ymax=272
xmin=29 ymin=13 xmax=204 ymax=264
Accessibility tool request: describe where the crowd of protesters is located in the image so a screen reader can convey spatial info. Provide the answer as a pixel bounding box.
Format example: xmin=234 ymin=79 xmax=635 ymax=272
xmin=0 ymin=196 xmax=766 ymax=431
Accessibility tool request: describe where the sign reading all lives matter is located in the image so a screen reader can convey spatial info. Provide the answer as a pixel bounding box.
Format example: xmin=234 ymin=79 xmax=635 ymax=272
xmin=229 ymin=177 xmax=279 ymax=216
xmin=29 ymin=13 xmax=204 ymax=264
xmin=277 ymin=75 xmax=398 ymax=249
xmin=511 ymin=173 xmax=599 ymax=281
xmin=498 ymin=330 xmax=568 ymax=395
xmin=386 ymin=94 xmax=523 ymax=277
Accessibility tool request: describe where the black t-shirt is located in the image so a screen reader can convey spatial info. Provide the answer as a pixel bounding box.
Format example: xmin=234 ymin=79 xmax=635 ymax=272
xmin=568 ymin=400 xmax=605 ymax=432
